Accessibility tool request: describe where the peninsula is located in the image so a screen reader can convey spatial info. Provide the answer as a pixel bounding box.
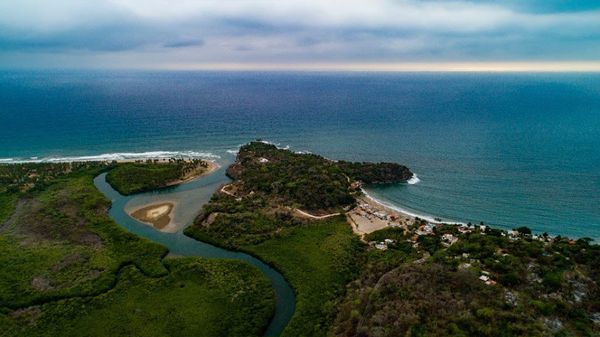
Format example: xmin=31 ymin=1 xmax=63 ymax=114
xmin=1 ymin=142 xmax=598 ymax=337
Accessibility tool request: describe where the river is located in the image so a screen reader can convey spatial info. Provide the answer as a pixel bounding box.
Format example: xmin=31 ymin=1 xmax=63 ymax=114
xmin=93 ymin=167 xmax=295 ymax=336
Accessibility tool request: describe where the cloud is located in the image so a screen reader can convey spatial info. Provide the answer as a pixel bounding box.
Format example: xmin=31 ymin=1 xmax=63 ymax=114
xmin=1 ymin=0 xmax=600 ymax=68
xmin=164 ymin=39 xmax=205 ymax=48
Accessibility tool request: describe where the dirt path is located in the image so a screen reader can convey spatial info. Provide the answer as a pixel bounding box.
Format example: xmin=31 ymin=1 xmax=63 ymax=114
xmin=294 ymin=208 xmax=341 ymax=219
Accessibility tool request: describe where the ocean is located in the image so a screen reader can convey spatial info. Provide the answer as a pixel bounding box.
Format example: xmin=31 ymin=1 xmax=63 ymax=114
xmin=1 ymin=70 xmax=599 ymax=239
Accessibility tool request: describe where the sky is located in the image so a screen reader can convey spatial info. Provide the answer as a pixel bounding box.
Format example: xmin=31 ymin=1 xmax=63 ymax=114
xmin=1 ymin=0 xmax=600 ymax=70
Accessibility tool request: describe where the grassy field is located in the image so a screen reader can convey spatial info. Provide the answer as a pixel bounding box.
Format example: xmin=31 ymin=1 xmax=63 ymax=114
xmin=2 ymin=258 xmax=274 ymax=337
xmin=0 ymin=163 xmax=275 ymax=337
xmin=242 ymin=216 xmax=363 ymax=337
xmin=0 ymin=194 xmax=16 ymax=223
xmin=0 ymin=169 xmax=167 ymax=308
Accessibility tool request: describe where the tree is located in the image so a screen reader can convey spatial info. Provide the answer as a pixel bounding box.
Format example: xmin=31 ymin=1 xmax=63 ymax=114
xmin=515 ymin=226 xmax=532 ymax=235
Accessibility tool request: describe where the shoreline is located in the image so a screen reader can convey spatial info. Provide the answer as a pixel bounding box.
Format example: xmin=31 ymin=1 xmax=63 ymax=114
xmin=163 ymin=160 xmax=220 ymax=187
xmin=361 ymin=187 xmax=465 ymax=225
xmin=129 ymin=201 xmax=177 ymax=232
xmin=348 ymin=193 xmax=414 ymax=237
xmin=124 ymin=161 xmax=220 ymax=233
xmin=0 ymin=151 xmax=221 ymax=164
xmin=348 ymin=187 xmax=467 ymax=238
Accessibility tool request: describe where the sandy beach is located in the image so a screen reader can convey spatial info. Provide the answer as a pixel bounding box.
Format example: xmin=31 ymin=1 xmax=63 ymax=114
xmin=347 ymin=191 xmax=416 ymax=238
xmin=164 ymin=160 xmax=220 ymax=186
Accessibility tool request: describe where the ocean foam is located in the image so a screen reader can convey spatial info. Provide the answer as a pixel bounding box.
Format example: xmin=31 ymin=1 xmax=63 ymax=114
xmin=258 ymin=140 xmax=279 ymax=146
xmin=0 ymin=151 xmax=220 ymax=164
xmin=226 ymin=149 xmax=239 ymax=155
xmin=407 ymin=174 xmax=421 ymax=185
xmin=257 ymin=140 xmax=291 ymax=150
xmin=361 ymin=188 xmax=465 ymax=225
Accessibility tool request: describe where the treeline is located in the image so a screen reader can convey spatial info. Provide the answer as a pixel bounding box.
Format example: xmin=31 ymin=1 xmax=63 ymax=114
xmin=106 ymin=159 xmax=207 ymax=195
xmin=186 ymin=193 xmax=304 ymax=248
xmin=225 ymin=142 xmax=412 ymax=212
xmin=337 ymin=161 xmax=413 ymax=184
xmin=0 ymin=162 xmax=111 ymax=193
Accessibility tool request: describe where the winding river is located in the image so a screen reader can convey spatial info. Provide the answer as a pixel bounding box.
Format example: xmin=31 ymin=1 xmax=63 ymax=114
xmin=93 ymin=166 xmax=295 ymax=337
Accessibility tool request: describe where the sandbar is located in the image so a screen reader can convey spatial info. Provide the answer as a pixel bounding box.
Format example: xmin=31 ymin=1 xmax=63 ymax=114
xmin=130 ymin=202 xmax=175 ymax=231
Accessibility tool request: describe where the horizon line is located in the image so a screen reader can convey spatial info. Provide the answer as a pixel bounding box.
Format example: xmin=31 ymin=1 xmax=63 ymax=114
xmin=158 ymin=61 xmax=600 ymax=72
xmin=4 ymin=61 xmax=600 ymax=73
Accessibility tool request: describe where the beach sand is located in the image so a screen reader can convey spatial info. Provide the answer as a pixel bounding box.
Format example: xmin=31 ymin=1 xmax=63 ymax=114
xmin=130 ymin=202 xmax=175 ymax=231
xmin=165 ymin=161 xmax=220 ymax=186
xmin=347 ymin=193 xmax=415 ymax=238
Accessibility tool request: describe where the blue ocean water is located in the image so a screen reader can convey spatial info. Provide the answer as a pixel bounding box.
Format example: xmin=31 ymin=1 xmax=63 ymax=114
xmin=1 ymin=70 xmax=599 ymax=239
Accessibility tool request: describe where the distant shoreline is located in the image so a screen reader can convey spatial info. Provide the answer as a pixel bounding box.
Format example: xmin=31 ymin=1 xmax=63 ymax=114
xmin=0 ymin=151 xmax=221 ymax=164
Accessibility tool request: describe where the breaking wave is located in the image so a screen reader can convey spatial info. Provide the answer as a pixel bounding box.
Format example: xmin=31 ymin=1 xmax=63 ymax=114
xmin=407 ymin=174 xmax=421 ymax=185
xmin=0 ymin=151 xmax=220 ymax=164
xmin=361 ymin=188 xmax=465 ymax=225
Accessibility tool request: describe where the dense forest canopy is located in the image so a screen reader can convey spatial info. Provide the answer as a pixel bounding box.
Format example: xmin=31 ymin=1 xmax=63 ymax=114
xmin=225 ymin=142 xmax=413 ymax=212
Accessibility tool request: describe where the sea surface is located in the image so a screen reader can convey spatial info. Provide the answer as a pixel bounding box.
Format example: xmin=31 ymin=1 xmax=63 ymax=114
xmin=1 ymin=70 xmax=599 ymax=239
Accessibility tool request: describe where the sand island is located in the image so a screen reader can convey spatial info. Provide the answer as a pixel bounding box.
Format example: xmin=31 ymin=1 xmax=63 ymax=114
xmin=129 ymin=202 xmax=175 ymax=230
xmin=106 ymin=159 xmax=220 ymax=232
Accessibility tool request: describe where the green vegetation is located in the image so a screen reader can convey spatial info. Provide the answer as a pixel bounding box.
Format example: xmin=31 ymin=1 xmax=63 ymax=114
xmin=332 ymin=223 xmax=600 ymax=337
xmin=186 ymin=192 xmax=304 ymax=247
xmin=106 ymin=159 xmax=208 ymax=195
xmin=0 ymin=166 xmax=166 ymax=308
xmin=224 ymin=142 xmax=411 ymax=212
xmin=189 ymin=213 xmax=363 ymax=337
xmin=3 ymin=258 xmax=274 ymax=337
xmin=4 ymin=143 xmax=598 ymax=337
xmin=0 ymin=194 xmax=16 ymax=223
xmin=186 ymin=142 xmax=398 ymax=337
xmin=186 ymin=142 xmax=413 ymax=250
xmin=336 ymin=161 xmax=413 ymax=184
xmin=0 ymin=163 xmax=275 ymax=337
xmin=244 ymin=217 xmax=363 ymax=337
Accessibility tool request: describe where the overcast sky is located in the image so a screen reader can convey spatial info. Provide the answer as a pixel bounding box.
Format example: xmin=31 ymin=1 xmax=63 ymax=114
xmin=1 ymin=0 xmax=600 ymax=70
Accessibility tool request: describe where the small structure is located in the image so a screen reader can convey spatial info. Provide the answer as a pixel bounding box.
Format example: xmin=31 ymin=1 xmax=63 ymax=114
xmin=458 ymin=225 xmax=472 ymax=234
xmin=373 ymin=211 xmax=387 ymax=220
xmin=441 ymin=233 xmax=458 ymax=246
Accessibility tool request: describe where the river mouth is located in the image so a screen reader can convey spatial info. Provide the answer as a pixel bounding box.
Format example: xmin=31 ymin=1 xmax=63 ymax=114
xmin=93 ymin=167 xmax=295 ymax=337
